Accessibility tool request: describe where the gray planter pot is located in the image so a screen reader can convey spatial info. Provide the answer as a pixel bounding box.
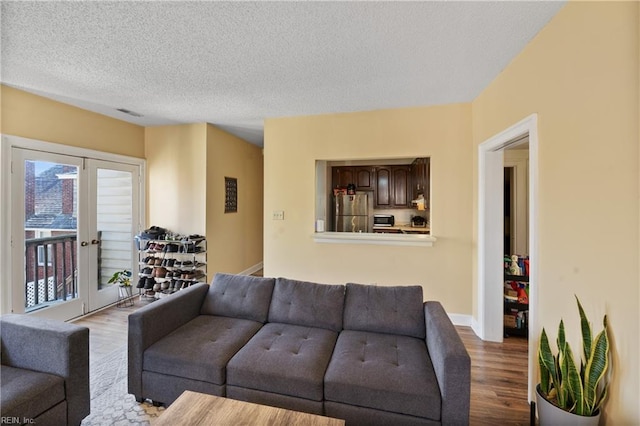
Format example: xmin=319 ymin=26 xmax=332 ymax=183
xmin=536 ymin=385 xmax=601 ymax=426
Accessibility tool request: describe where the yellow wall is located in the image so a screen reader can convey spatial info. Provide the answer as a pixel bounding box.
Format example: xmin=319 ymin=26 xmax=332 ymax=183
xmin=472 ymin=2 xmax=639 ymax=423
xmin=1 ymin=85 xmax=265 ymax=284
xmin=1 ymin=85 xmax=144 ymax=157
xmin=264 ymin=104 xmax=473 ymax=314
xmin=0 ymin=85 xmax=145 ymax=315
xmin=144 ymin=124 xmax=208 ymax=235
xmin=205 ymin=124 xmax=264 ymax=275
xmin=144 ymin=123 xmax=264 ymax=277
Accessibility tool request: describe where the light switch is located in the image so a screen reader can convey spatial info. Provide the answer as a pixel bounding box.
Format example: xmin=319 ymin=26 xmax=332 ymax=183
xmin=272 ymin=211 xmax=285 ymax=220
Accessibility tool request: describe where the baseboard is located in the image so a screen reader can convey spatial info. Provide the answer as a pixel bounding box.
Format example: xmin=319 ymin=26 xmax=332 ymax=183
xmin=471 ymin=317 xmax=482 ymax=338
xmin=448 ymin=313 xmax=472 ymax=327
xmin=239 ymin=262 xmax=264 ymax=276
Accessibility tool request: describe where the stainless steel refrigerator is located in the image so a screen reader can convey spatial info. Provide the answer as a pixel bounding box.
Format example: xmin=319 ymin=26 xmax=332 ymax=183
xmin=335 ymin=194 xmax=370 ymax=232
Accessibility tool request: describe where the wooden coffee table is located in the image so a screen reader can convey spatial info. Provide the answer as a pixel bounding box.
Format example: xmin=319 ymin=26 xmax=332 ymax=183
xmin=154 ymin=390 xmax=345 ymax=426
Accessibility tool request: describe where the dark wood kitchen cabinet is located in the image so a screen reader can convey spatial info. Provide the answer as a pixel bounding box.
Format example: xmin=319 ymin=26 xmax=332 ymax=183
xmin=375 ymin=165 xmax=411 ymax=208
xmin=411 ymin=158 xmax=430 ymax=208
xmin=392 ymin=166 xmax=411 ymax=207
xmin=332 ymin=167 xmax=355 ymax=189
xmin=331 ymin=166 xmax=374 ymax=191
xmin=354 ymin=167 xmax=375 ymax=190
xmin=332 ymin=164 xmax=413 ymax=208
xmin=375 ymin=167 xmax=391 ymax=207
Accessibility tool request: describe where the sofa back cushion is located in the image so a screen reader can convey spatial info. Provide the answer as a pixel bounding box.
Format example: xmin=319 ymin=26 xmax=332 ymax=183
xmin=200 ymin=273 xmax=275 ymax=323
xmin=268 ymin=278 xmax=345 ymax=332
xmin=343 ymin=283 xmax=426 ymax=339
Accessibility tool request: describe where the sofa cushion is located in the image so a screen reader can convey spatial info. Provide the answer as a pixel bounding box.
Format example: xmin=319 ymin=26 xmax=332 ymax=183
xmin=200 ymin=273 xmax=275 ymax=322
xmin=324 ymin=330 xmax=441 ymax=420
xmin=268 ymin=277 xmax=345 ymax=332
xmin=0 ymin=365 xmax=66 ymax=421
xmin=144 ymin=315 xmax=263 ymax=385
xmin=227 ymin=323 xmax=338 ymax=401
xmin=343 ymin=283 xmax=426 ymax=339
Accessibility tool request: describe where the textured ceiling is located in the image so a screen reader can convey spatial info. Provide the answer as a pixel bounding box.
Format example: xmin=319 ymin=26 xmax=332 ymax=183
xmin=1 ymin=1 xmax=565 ymax=146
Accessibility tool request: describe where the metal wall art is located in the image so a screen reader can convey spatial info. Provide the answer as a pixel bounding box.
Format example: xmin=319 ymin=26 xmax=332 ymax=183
xmin=225 ymin=177 xmax=238 ymax=213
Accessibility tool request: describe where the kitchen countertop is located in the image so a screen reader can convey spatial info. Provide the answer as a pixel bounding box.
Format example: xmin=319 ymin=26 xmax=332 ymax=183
xmin=373 ymin=224 xmax=430 ymax=234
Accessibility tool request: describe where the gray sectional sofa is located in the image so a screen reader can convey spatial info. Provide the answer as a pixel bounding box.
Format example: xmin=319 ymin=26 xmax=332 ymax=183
xmin=1 ymin=314 xmax=90 ymax=426
xmin=128 ymin=273 xmax=470 ymax=425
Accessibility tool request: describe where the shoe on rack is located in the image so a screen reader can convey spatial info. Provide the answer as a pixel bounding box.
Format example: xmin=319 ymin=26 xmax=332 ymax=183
xmin=164 ymin=243 xmax=179 ymax=253
xmin=144 ymin=278 xmax=155 ymax=289
xmin=136 ymin=278 xmax=145 ymax=289
xmin=154 ymin=267 xmax=167 ymax=278
xmin=188 ymin=234 xmax=205 ymax=243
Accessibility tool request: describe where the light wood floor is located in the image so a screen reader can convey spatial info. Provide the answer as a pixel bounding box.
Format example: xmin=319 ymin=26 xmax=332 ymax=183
xmin=74 ymin=298 xmax=530 ymax=425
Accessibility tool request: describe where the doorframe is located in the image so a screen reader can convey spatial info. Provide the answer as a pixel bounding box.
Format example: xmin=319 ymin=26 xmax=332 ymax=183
xmin=0 ymin=134 xmax=146 ymax=316
xmin=476 ymin=114 xmax=539 ymax=401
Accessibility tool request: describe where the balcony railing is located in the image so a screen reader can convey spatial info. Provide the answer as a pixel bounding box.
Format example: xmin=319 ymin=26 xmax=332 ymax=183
xmin=25 ymin=234 xmax=77 ymax=310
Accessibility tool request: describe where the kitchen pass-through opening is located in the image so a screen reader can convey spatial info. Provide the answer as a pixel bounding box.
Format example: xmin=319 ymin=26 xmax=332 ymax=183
xmin=314 ymin=157 xmax=431 ymax=236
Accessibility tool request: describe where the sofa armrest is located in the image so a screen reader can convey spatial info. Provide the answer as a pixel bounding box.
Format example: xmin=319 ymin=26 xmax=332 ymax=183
xmin=128 ymin=283 xmax=209 ymax=399
xmin=424 ymin=302 xmax=470 ymax=426
xmin=0 ymin=314 xmax=90 ymax=426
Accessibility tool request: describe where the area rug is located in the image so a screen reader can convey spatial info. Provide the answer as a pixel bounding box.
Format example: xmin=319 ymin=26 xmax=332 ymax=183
xmin=81 ymin=345 xmax=165 ymax=425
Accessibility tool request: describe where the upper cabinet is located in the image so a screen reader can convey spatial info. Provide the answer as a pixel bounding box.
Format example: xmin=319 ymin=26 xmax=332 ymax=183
xmin=374 ymin=167 xmax=391 ymax=207
xmin=332 ymin=167 xmax=354 ymax=189
xmin=331 ymin=159 xmax=427 ymax=210
xmin=375 ymin=165 xmax=411 ymax=208
xmin=411 ymin=158 xmax=430 ymax=208
xmin=355 ymin=167 xmax=375 ymax=190
xmin=331 ymin=166 xmax=375 ymax=191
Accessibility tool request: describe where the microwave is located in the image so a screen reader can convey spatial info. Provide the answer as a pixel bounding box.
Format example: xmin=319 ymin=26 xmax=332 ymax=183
xmin=373 ymin=214 xmax=395 ymax=227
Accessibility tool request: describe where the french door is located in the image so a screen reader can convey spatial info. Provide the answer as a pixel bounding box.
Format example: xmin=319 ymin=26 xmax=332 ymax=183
xmin=10 ymin=147 xmax=141 ymax=321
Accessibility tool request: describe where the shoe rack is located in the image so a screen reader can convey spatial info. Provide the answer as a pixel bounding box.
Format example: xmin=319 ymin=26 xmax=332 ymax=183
xmin=136 ymin=235 xmax=207 ymax=301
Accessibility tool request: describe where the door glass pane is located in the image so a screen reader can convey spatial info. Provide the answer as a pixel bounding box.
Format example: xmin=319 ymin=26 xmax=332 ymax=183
xmin=96 ymin=168 xmax=133 ymax=290
xmin=24 ymin=160 xmax=78 ymax=311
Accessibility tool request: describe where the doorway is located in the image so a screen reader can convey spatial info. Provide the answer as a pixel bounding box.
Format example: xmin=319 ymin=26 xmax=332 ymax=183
xmin=504 ymin=146 xmax=529 ymax=258
xmin=4 ymin=136 xmax=143 ymax=321
xmin=477 ymin=114 xmax=538 ymax=401
xmin=504 ymin=167 xmax=513 ymax=256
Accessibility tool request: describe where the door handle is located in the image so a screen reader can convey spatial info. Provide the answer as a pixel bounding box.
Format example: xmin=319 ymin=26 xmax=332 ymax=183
xmin=81 ymin=241 xmax=89 ymax=247
xmin=91 ymin=239 xmax=101 ymax=245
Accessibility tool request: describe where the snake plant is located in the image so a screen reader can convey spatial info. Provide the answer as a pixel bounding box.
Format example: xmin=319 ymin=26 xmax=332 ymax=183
xmin=537 ymin=296 xmax=610 ymax=416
